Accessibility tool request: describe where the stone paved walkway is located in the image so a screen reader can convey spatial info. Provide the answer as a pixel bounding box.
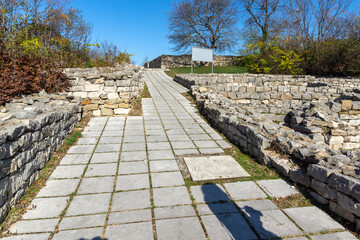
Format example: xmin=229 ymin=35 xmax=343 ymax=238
xmin=2 ymin=70 xmax=357 ymax=240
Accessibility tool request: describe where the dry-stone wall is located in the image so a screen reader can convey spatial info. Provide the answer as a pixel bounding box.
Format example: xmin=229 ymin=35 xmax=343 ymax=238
xmin=65 ymin=64 xmax=144 ymax=116
xmin=175 ymin=73 xmax=360 ymax=230
xmin=145 ymin=54 xmax=236 ymax=69
xmin=0 ymin=92 xmax=81 ymax=222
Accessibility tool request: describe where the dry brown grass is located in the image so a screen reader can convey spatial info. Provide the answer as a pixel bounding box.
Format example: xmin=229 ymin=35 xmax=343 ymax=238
xmin=128 ymin=83 xmax=151 ymax=116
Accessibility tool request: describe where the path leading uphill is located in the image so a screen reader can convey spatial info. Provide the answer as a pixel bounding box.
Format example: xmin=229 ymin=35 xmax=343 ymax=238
xmin=2 ymin=70 xmax=356 ymax=240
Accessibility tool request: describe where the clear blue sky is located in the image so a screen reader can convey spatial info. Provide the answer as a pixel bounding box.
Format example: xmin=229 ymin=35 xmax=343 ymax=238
xmin=71 ymin=0 xmax=359 ymax=66
xmin=70 ymin=0 xmax=174 ymax=65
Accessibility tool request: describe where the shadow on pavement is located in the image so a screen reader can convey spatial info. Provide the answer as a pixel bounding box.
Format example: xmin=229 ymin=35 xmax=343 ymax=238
xmin=202 ymin=183 xmax=276 ymax=240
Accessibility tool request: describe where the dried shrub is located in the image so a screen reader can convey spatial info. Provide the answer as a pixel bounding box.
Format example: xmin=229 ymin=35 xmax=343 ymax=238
xmin=0 ymin=51 xmax=69 ymax=104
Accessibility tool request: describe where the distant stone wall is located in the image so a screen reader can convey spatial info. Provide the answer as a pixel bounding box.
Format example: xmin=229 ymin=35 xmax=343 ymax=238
xmin=145 ymin=54 xmax=236 ymax=69
xmin=0 ymin=93 xmax=81 ymax=222
xmin=175 ymin=73 xmax=360 ymax=231
xmin=65 ymin=64 xmax=144 ymax=116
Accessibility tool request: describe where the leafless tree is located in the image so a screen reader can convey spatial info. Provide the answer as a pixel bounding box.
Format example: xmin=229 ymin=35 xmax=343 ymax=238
xmin=168 ymin=0 xmax=239 ymax=52
xmin=238 ymin=0 xmax=281 ymax=46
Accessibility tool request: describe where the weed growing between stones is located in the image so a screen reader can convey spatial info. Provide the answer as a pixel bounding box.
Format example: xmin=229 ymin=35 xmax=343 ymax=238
xmin=271 ymin=194 xmax=313 ymax=209
xmin=129 ymin=83 xmax=152 ymax=116
xmin=0 ymin=117 xmax=89 ymax=236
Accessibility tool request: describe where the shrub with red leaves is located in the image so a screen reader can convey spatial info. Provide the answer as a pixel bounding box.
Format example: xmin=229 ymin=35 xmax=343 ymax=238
xmin=0 ymin=52 xmax=70 ymax=105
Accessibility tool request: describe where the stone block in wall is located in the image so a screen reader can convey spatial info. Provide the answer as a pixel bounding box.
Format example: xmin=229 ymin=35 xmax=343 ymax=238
xmin=114 ymin=108 xmax=130 ymax=115
xmin=71 ymin=86 xmax=85 ymax=92
xmin=107 ymin=93 xmax=119 ymax=100
xmin=83 ymin=104 xmax=99 ymax=111
xmin=91 ymin=99 xmax=106 ymax=105
xmin=328 ymin=173 xmax=360 ymax=202
xmin=104 ymin=87 xmax=117 ymax=93
xmin=310 ymin=191 xmax=329 ymax=205
xmin=307 ymin=164 xmax=339 ymax=183
xmin=104 ymin=104 xmax=118 ymax=109
xmin=311 ymin=179 xmax=337 ymax=200
xmin=73 ymin=92 xmax=88 ymax=98
xmin=336 ymin=191 xmax=360 ymax=217
xmin=93 ymin=110 xmax=101 ymax=117
xmin=353 ymin=102 xmax=360 ymax=110
xmin=104 ymin=80 xmax=114 ymax=86
xmin=342 ymin=100 xmax=353 ymax=111
xmin=290 ymin=169 xmax=311 ymax=187
xmin=330 ymin=201 xmax=355 ymax=222
xmin=101 ymin=108 xmax=113 ymax=116
xmin=84 ymin=85 xmax=102 ymax=92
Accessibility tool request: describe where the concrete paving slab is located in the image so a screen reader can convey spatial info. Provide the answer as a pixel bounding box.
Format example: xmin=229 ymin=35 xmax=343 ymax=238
xmin=236 ymin=199 xmax=279 ymax=212
xmin=216 ymin=140 xmax=232 ymax=149
xmin=120 ymin=151 xmax=147 ymax=162
xmin=185 ymin=156 xmax=250 ymax=181
xmin=85 ymin=163 xmax=117 ymax=177
xmin=118 ymin=161 xmax=148 ymax=174
xmin=148 ymin=150 xmax=174 ymax=160
xmin=199 ymin=148 xmax=224 ymax=154
xmin=108 ymin=209 xmax=152 ymax=224
xmin=60 ymin=154 xmax=91 ymax=165
xmin=154 ymin=206 xmax=196 ymax=219
xmin=66 ymin=193 xmax=111 ymax=216
xmin=82 ymin=132 xmax=101 ymax=138
xmin=310 ymin=231 xmax=357 ymax=240
xmin=106 ymin=222 xmax=153 ymax=240
xmin=194 ymin=140 xmax=218 ymax=148
xmin=201 ymin=213 xmax=257 ymax=240
xmin=167 ymin=134 xmax=191 ymax=141
xmin=123 ymin=135 xmax=145 ymax=143
xmin=50 ymin=165 xmax=86 ymax=179
xmin=174 ymin=149 xmax=199 ymax=155
xmin=153 ymin=186 xmax=192 ymax=207
xmin=52 ymin=227 xmax=103 ymax=240
xmin=244 ymin=209 xmax=302 ymax=238
xmin=95 ymin=144 xmax=121 ymax=153
xmin=9 ymin=218 xmax=59 ymax=234
xmin=91 ymin=152 xmax=119 ymax=163
xmin=67 ymin=145 xmax=95 ymax=154
xmin=116 ymin=174 xmax=150 ymax=190
xmin=224 ymin=181 xmax=267 ymax=200
xmin=197 ymin=202 xmax=238 ymax=215
xmin=23 ymin=197 xmax=69 ymax=219
xmin=147 ymin=142 xmax=171 ymax=151
xmin=257 ymin=179 xmax=299 ymax=198
xmin=59 ymin=214 xmax=106 ymax=230
xmin=190 ymin=184 xmax=230 ymax=204
xmin=102 ymin=131 xmax=124 ymax=137
xmin=145 ymin=129 xmax=166 ymax=136
xmin=171 ymin=141 xmax=196 ymax=149
xmin=78 ymin=176 xmax=114 ymax=194
xmin=122 ymin=142 xmax=146 ymax=151
xmin=156 ymin=217 xmax=206 ymax=240
xmin=284 ymin=206 xmax=345 ymax=234
xmin=37 ymin=179 xmax=80 ymax=197
xmin=151 ymin=171 xmax=185 ymax=187
xmin=189 ymin=134 xmax=212 ymax=141
xmin=104 ymin=125 xmax=124 ymax=131
xmin=99 ymin=136 xmax=123 ymax=144
xmin=77 ymin=137 xmax=98 ymax=145
xmin=124 ymin=129 xmax=145 ymax=136
xmin=146 ymin=135 xmax=168 ymax=142
xmin=112 ymin=190 xmax=150 ymax=211
xmin=149 ymin=160 xmax=179 ymax=172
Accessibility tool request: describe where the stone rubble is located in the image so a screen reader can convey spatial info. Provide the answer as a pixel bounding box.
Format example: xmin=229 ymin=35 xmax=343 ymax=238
xmin=174 ymin=73 xmax=360 ymax=230
xmin=65 ymin=64 xmax=144 ymax=116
